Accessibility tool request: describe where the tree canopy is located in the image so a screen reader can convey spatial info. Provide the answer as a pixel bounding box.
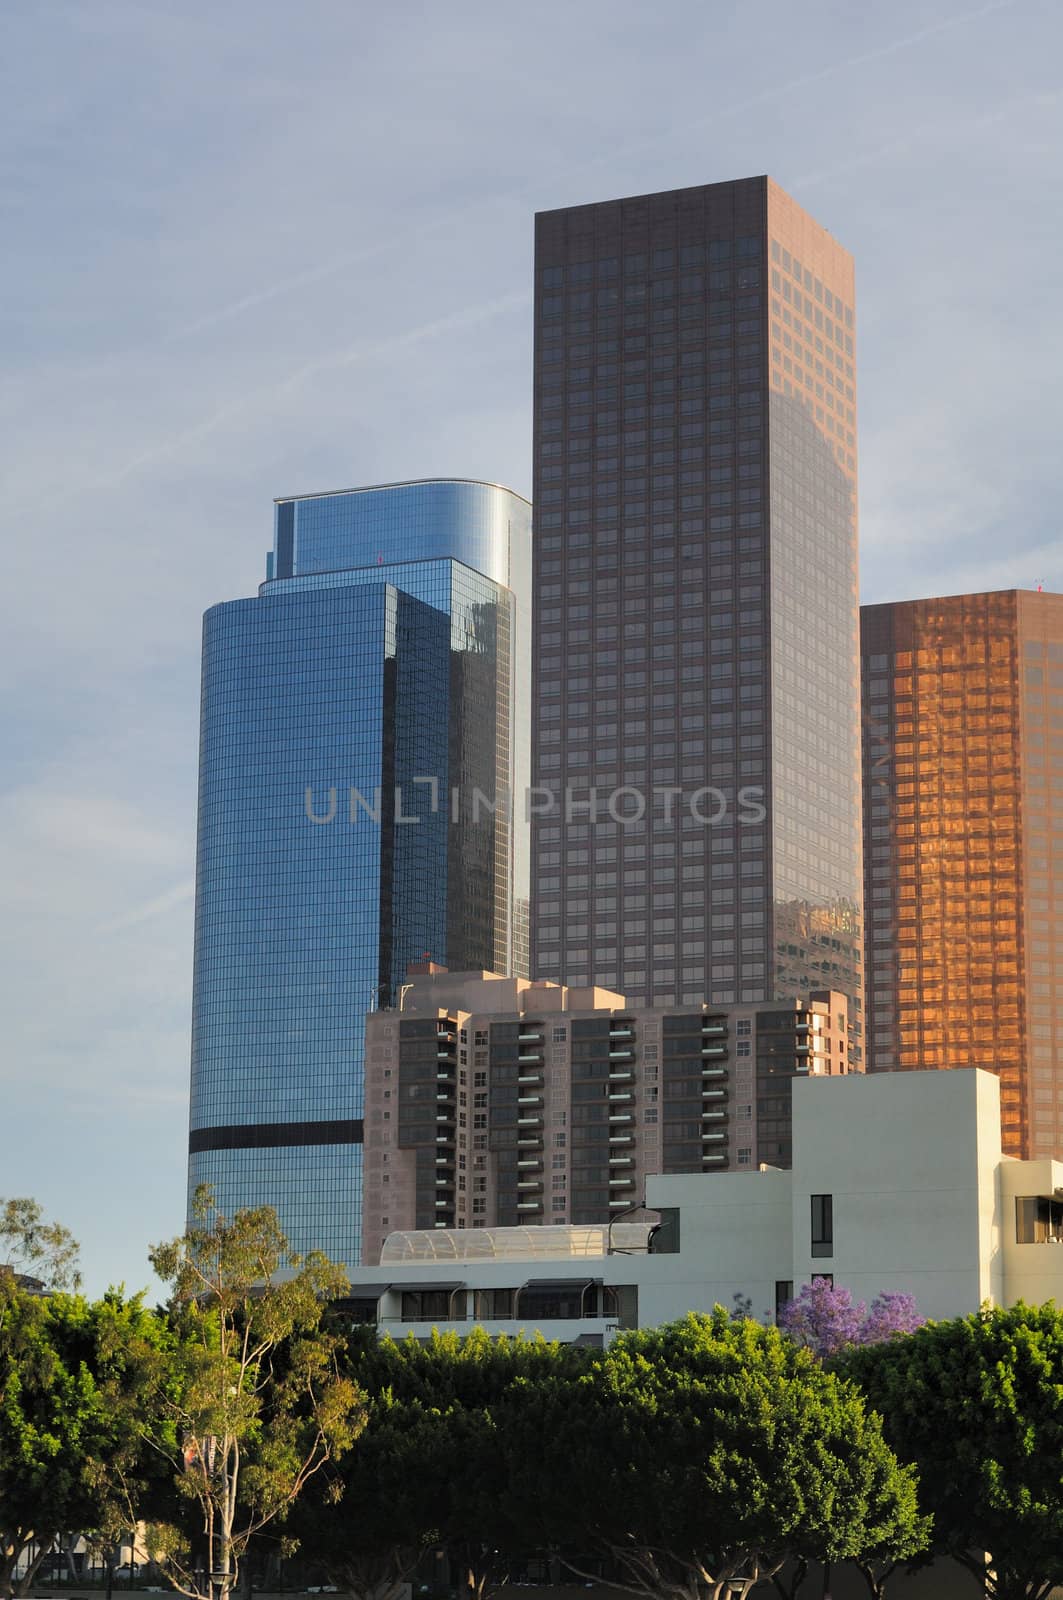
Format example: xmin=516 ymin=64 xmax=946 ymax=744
xmin=779 ymin=1280 xmax=924 ymax=1359
xmin=294 ymin=1327 xmax=589 ymax=1600
xmin=840 ymin=1302 xmax=1063 ymax=1600
xmin=0 ymin=1197 xmax=81 ymax=1292
xmin=145 ymin=1185 xmax=364 ymax=1600
xmin=502 ymin=1310 xmax=929 ymax=1600
xmin=0 ymin=1284 xmax=170 ymax=1600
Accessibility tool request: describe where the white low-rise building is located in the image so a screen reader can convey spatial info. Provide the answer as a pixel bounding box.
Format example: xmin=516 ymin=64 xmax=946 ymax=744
xmin=343 ymin=1067 xmax=1063 ymax=1342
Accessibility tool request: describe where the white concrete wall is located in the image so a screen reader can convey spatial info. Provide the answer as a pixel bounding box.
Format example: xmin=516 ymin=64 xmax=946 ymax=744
xmin=640 ymin=1170 xmax=794 ymax=1325
xmin=1000 ymin=1155 xmax=1063 ymax=1306
xmin=786 ymin=1068 xmax=1000 ymax=1319
xmin=348 ymin=1070 xmax=1063 ymax=1342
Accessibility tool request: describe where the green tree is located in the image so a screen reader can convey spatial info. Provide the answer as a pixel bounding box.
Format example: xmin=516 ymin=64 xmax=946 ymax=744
xmin=0 ymin=1197 xmax=81 ymax=1291
xmin=146 ymin=1185 xmax=365 ymax=1600
xmin=0 ymin=1281 xmax=171 ymax=1600
xmin=504 ymin=1311 xmax=928 ymax=1600
xmin=290 ymin=1382 xmax=449 ymax=1600
xmin=840 ymin=1302 xmax=1063 ymax=1600
xmin=295 ymin=1327 xmax=587 ymax=1600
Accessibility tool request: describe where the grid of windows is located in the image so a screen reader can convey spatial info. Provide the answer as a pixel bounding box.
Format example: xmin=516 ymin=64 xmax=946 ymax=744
xmin=189 ymin=484 xmax=531 ymax=1266
xmin=531 ymin=177 xmax=862 ymax=1035
xmin=188 ymin=1146 xmax=363 ymax=1272
xmin=861 ymin=590 xmax=1063 ymax=1158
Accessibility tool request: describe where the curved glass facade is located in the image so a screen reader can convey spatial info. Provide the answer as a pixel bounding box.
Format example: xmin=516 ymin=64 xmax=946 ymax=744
xmin=189 ymin=481 xmax=531 ymax=1267
xmin=270 ymin=478 xmax=525 ymax=591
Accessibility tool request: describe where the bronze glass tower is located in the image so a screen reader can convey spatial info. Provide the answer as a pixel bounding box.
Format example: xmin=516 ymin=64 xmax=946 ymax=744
xmin=861 ymin=589 xmax=1063 ymax=1158
xmin=531 ymin=176 xmax=863 ymax=1053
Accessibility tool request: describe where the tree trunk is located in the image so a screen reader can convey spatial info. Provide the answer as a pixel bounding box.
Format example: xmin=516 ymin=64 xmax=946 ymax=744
xmin=770 ymin=1558 xmax=808 ymax=1598
xmin=337 ymin=1552 xmax=427 ymax=1600
xmin=985 ymin=1576 xmax=1058 ymax=1600
xmin=456 ymin=1544 xmax=509 ymax=1600
xmin=15 ymin=1541 xmax=50 ymax=1599
xmin=63 ymin=1536 xmax=80 ymax=1583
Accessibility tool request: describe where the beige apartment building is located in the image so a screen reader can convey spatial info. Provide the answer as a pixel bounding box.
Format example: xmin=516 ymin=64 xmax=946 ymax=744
xmin=361 ymin=964 xmax=851 ymax=1263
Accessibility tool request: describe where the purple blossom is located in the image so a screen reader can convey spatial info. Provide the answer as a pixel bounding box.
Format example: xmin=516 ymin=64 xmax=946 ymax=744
xmin=778 ymin=1280 xmax=925 ymax=1358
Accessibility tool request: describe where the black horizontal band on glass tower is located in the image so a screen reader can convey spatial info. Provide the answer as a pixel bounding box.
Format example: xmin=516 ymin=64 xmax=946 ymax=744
xmin=189 ymin=1119 xmax=364 ymax=1154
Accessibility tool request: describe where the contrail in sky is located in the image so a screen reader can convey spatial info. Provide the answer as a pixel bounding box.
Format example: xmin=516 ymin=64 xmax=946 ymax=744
xmin=50 ymin=291 xmax=530 ymax=503
xmin=148 ymin=0 xmax=1029 ymax=351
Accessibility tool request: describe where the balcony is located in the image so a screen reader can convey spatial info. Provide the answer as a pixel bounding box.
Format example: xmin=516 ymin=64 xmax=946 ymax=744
xmin=702 ymin=1088 xmax=726 ymax=1102
xmin=517 ymin=1157 xmax=543 ymax=1171
xmin=608 ymin=1111 xmax=634 ymax=1125
xmin=702 ymin=1021 xmax=727 ymax=1035
xmin=701 ymin=1129 xmax=727 ymax=1143
xmin=517 ymin=1094 xmax=544 ymax=1108
xmin=608 ymin=1046 xmax=634 ymax=1060
xmin=702 ymin=1110 xmax=727 ymax=1122
xmin=795 ymin=1020 xmax=810 ymax=1032
xmin=518 ymin=1071 xmax=544 ymax=1086
xmin=609 ymin=1196 xmax=636 ymax=1209
xmin=517 ymin=1199 xmax=543 ymax=1213
xmin=609 ymin=1154 xmax=634 ymax=1168
xmin=517 ymin=1133 xmax=544 ymax=1149
xmin=517 ymin=1114 xmax=544 ymax=1127
xmin=702 ymin=1152 xmax=727 ymax=1165
xmin=609 ymin=1025 xmax=634 ymax=1039
xmin=518 ymin=1051 xmax=544 ymax=1064
xmin=608 ymin=1067 xmax=635 ymax=1083
xmin=609 ymin=1130 xmax=635 ymax=1146
xmin=701 ymin=1043 xmax=727 ymax=1058
xmin=518 ymin=1028 xmax=544 ymax=1042
xmin=702 ymin=1064 xmax=727 ymax=1078
xmin=796 ymin=1042 xmax=810 ymax=1054
xmin=609 ymin=1174 xmax=636 ymax=1189
xmin=608 ymin=1090 xmax=634 ymax=1104
xmin=517 ymin=1178 xmax=543 ymax=1192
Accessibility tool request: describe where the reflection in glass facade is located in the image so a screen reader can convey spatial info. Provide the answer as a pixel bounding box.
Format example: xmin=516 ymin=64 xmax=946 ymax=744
xmin=531 ymin=178 xmax=863 ymax=1070
xmin=861 ymin=589 xmax=1063 ymax=1159
xmin=189 ymin=481 xmax=532 ymax=1266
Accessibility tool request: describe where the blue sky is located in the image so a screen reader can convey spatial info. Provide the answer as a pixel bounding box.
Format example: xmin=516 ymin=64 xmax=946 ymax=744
xmin=2 ymin=0 xmax=1061 ymax=1296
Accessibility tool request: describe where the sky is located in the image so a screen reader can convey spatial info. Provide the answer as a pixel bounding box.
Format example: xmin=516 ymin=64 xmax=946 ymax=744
xmin=2 ymin=0 xmax=1061 ymax=1298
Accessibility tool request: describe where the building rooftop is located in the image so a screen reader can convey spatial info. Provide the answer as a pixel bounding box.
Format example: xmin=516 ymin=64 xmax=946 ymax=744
xmin=274 ymin=477 xmax=531 ymax=507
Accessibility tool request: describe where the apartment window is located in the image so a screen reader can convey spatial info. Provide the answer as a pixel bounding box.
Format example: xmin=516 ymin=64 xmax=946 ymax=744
xmin=1016 ymin=1195 xmax=1063 ymax=1243
xmin=774 ymin=1280 xmax=794 ymax=1323
xmin=811 ymin=1194 xmax=833 ymax=1258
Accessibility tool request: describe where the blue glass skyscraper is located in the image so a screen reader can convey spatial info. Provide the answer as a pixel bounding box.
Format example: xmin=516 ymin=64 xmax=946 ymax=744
xmin=188 ymin=480 xmax=532 ymax=1266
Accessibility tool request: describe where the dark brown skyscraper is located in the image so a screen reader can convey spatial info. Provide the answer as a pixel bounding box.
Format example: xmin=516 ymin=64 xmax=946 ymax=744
xmin=861 ymin=589 xmax=1063 ymax=1158
xmin=531 ymin=176 xmax=863 ymax=1056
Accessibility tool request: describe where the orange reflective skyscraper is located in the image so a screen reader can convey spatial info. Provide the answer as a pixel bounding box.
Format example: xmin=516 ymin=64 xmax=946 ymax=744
xmin=861 ymin=590 xmax=1063 ymax=1157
